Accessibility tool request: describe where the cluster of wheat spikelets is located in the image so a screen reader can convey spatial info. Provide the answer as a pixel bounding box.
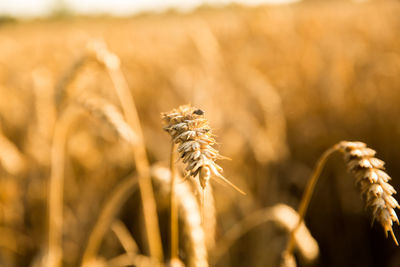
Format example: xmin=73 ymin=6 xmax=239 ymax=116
xmin=162 ymin=104 xmax=245 ymax=194
xmin=162 ymin=105 xmax=224 ymax=190
xmin=338 ymin=141 xmax=400 ymax=244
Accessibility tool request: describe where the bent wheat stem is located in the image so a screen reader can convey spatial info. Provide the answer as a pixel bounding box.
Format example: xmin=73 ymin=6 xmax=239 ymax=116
xmin=284 ymin=144 xmax=338 ymax=256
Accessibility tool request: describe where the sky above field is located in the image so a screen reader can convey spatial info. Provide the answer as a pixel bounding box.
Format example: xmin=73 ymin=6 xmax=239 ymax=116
xmin=0 ymin=0 xmax=299 ymax=17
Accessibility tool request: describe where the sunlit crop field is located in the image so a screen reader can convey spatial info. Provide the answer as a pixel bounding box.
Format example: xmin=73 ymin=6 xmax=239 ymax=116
xmin=1 ymin=1 xmax=400 ymax=267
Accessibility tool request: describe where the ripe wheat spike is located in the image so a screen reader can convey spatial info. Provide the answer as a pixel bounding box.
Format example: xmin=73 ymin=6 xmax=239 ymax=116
xmin=161 ymin=104 xmax=245 ymax=194
xmin=338 ymin=141 xmax=400 ymax=245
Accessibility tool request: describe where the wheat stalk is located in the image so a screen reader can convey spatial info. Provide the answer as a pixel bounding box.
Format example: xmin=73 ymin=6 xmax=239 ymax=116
xmin=284 ymin=140 xmax=400 ymax=263
xmin=46 ymin=106 xmax=82 ymax=267
xmin=88 ymin=40 xmax=164 ymax=261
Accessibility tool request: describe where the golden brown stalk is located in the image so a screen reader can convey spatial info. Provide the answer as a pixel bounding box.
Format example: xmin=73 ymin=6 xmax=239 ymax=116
xmin=151 ymin=165 xmax=208 ymax=267
xmin=285 ymin=140 xmax=399 ymax=262
xmin=88 ymin=40 xmax=163 ymax=261
xmin=46 ymin=106 xmax=82 ymax=267
xmin=31 ymin=68 xmax=57 ymax=166
xmin=284 ymin=145 xmax=337 ymax=257
xmin=161 ymin=104 xmax=245 ymax=195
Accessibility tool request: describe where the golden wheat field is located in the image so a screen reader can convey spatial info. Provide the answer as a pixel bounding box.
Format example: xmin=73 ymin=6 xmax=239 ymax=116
xmin=1 ymin=1 xmax=400 ymax=267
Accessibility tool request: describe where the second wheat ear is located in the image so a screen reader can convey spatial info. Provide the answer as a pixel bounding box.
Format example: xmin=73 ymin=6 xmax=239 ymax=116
xmin=162 ymin=104 xmax=245 ymax=195
xmin=338 ymin=141 xmax=399 ymax=244
xmin=285 ymin=141 xmax=400 ymax=263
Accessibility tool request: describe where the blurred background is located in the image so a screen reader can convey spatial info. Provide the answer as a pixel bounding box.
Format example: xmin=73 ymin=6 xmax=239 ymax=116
xmin=1 ymin=0 xmax=400 ymax=266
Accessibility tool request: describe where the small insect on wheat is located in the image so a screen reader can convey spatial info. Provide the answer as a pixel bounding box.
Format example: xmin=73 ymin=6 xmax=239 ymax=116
xmin=161 ymin=104 xmax=245 ymax=195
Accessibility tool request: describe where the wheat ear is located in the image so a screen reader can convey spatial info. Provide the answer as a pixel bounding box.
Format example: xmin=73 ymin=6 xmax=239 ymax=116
xmin=284 ymin=141 xmax=399 ymax=262
xmin=76 ymin=94 xmax=138 ymax=145
xmin=337 ymin=141 xmax=400 ymax=244
xmin=161 ymin=104 xmax=245 ymax=195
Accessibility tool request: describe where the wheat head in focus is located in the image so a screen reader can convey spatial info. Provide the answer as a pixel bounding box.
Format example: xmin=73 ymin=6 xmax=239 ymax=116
xmin=161 ymin=104 xmax=245 ymax=194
